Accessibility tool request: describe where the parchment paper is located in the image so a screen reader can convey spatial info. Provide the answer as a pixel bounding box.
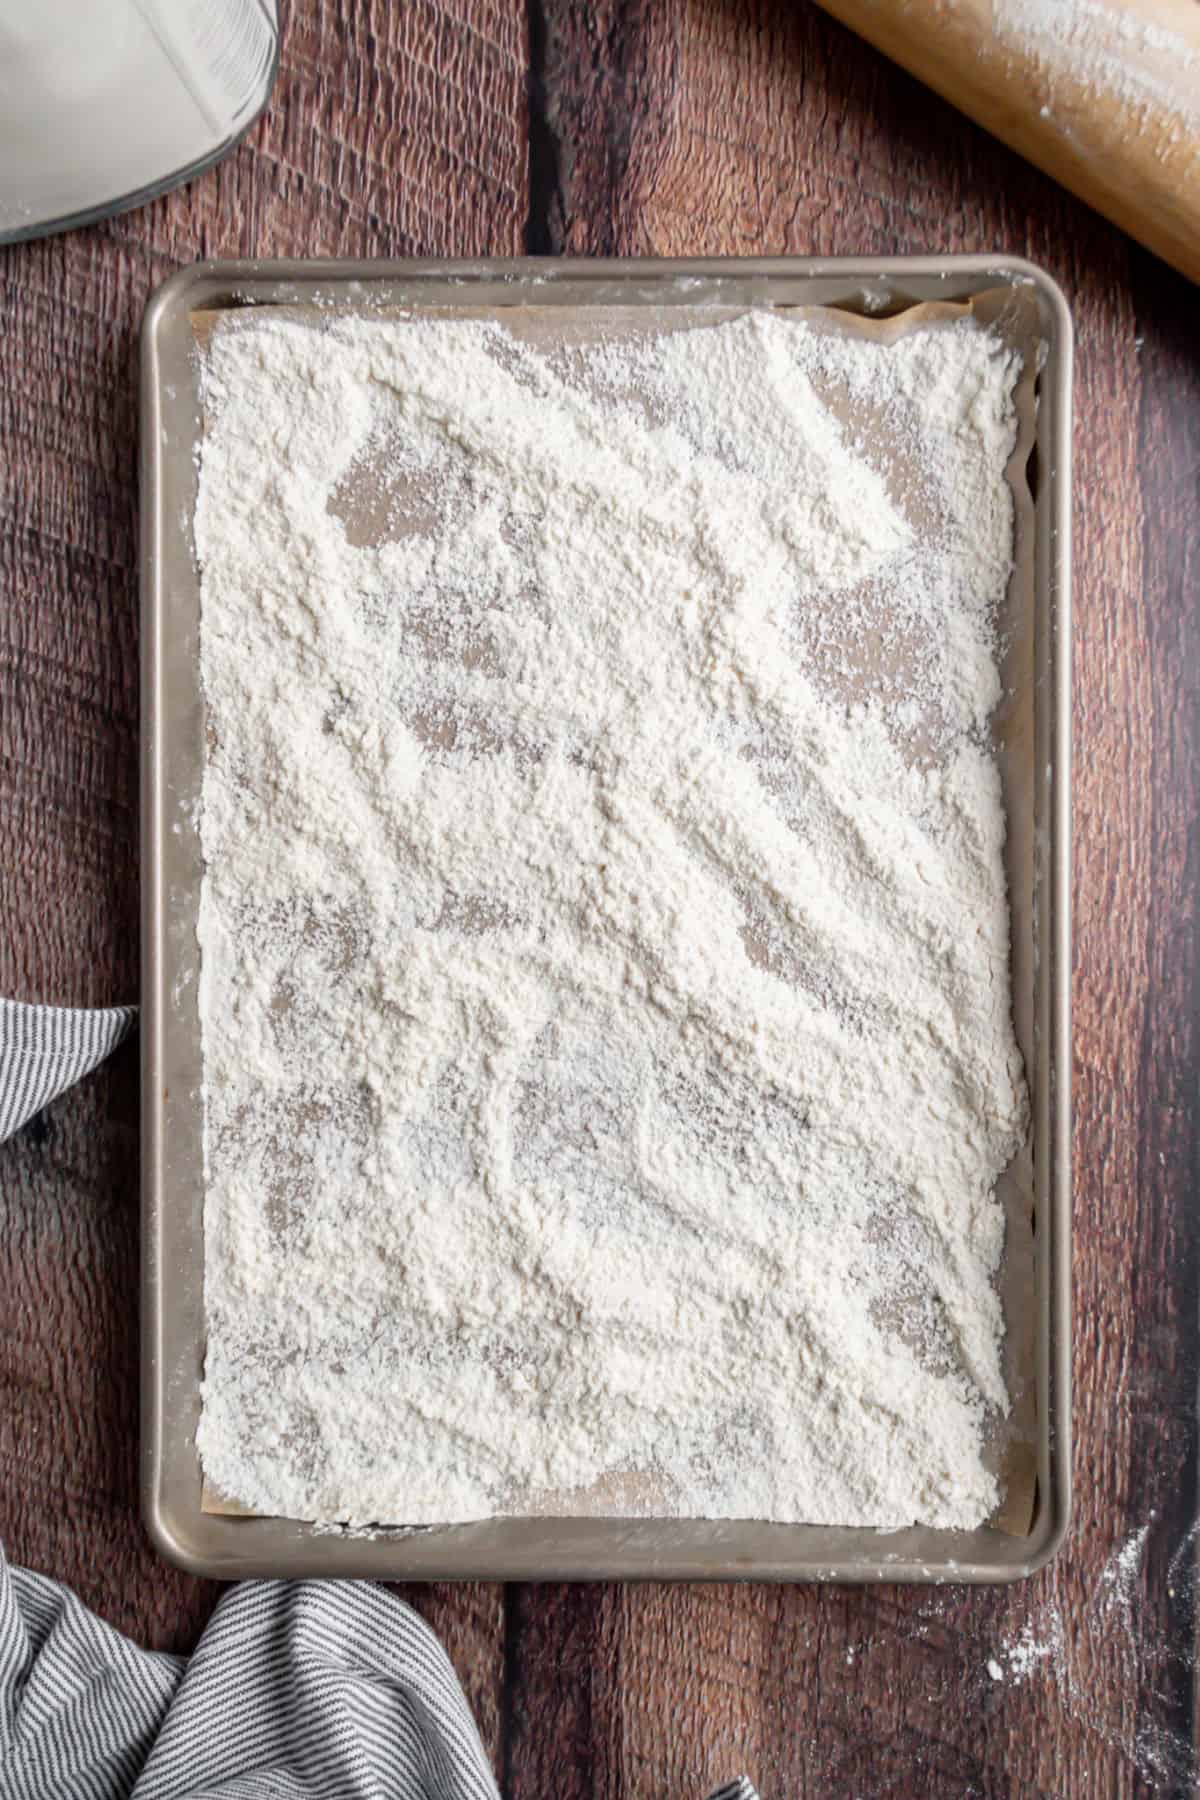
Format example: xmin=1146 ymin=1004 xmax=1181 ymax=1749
xmin=194 ymin=288 xmax=1043 ymax=1537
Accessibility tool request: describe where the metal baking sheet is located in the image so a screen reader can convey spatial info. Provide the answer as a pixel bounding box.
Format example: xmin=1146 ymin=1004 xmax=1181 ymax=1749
xmin=140 ymin=256 xmax=1072 ymax=1582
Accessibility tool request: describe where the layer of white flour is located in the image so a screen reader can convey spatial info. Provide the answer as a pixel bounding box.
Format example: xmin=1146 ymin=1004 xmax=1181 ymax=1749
xmin=194 ymin=307 xmax=1027 ymax=1529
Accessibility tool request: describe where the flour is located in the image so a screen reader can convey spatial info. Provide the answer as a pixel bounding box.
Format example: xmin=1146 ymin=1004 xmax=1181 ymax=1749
xmin=994 ymin=0 xmax=1200 ymax=132
xmin=193 ymin=305 xmax=1027 ymax=1529
xmin=986 ymin=1621 xmax=1060 ymax=1685
xmin=1100 ymin=1523 xmax=1151 ymax=1621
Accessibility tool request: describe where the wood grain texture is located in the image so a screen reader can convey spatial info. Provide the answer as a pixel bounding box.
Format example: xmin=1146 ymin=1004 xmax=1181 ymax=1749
xmin=1 ymin=0 xmax=1197 ymax=1793
xmin=808 ymin=0 xmax=1200 ymax=285
xmin=0 ymin=0 xmax=525 ymax=1745
xmin=518 ymin=0 xmax=1200 ymax=1793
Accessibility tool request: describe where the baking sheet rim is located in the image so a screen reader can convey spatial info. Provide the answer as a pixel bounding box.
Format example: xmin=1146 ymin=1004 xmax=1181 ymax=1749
xmin=140 ymin=254 xmax=1072 ymax=1583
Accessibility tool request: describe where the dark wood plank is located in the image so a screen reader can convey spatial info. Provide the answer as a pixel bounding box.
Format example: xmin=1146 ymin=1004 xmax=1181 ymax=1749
xmin=1121 ymin=248 xmax=1200 ymax=1796
xmin=0 ymin=0 xmax=527 ymax=1752
xmin=511 ymin=0 xmax=1200 ymax=1793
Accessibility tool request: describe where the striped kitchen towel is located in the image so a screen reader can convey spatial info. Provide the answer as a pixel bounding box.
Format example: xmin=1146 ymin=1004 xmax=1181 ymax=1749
xmin=0 ymin=998 xmax=136 ymax=1141
xmin=0 ymin=1010 xmax=762 ymax=1799
xmin=0 ymin=1550 xmax=762 ymax=1799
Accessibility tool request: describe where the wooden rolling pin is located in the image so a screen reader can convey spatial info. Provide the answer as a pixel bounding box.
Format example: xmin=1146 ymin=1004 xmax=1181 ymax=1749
xmin=810 ymin=0 xmax=1200 ymax=283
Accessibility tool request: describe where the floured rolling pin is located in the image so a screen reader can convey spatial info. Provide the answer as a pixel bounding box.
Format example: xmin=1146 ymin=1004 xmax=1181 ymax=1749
xmin=810 ymin=0 xmax=1200 ymax=283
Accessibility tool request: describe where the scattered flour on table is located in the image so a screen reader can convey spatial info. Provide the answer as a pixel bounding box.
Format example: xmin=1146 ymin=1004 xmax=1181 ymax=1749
xmin=1102 ymin=1522 xmax=1151 ymax=1610
xmin=985 ymin=1621 xmax=1060 ymax=1685
xmin=193 ymin=306 xmax=1027 ymax=1528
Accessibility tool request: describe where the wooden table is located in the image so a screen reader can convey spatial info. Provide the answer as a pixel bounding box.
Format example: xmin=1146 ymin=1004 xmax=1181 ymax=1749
xmin=1 ymin=2 xmax=1196 ymax=1792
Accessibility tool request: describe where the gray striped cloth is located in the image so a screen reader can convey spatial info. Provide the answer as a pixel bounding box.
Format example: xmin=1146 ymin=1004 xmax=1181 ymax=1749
xmin=1 ymin=1554 xmax=497 ymax=1798
xmin=0 ymin=1004 xmax=762 ymax=1799
xmin=0 ymin=999 xmax=136 ymax=1141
